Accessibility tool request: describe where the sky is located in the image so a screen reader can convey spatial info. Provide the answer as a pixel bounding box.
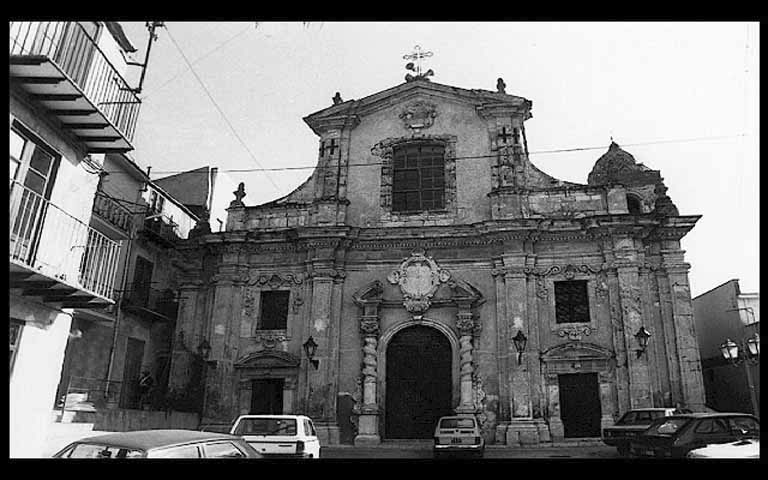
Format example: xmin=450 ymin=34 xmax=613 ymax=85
xmin=118 ymin=21 xmax=759 ymax=298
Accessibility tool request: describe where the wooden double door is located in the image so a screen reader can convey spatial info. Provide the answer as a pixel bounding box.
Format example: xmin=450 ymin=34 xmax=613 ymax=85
xmin=385 ymin=326 xmax=453 ymax=439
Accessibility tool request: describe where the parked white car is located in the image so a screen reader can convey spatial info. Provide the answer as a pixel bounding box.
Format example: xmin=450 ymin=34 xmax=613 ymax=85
xmin=687 ymin=439 xmax=760 ymax=459
xmin=230 ymin=415 xmax=320 ymax=459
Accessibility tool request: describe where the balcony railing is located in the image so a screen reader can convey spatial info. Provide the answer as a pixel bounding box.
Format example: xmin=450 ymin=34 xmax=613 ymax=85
xmin=123 ymin=285 xmax=179 ymax=321
xmin=93 ymin=191 xmax=134 ymax=234
xmin=59 ymin=376 xmax=123 ymax=412
xmin=9 ymin=21 xmax=141 ymax=143
xmin=10 ymin=179 xmax=122 ymax=301
xmin=141 ymin=214 xmax=183 ymax=246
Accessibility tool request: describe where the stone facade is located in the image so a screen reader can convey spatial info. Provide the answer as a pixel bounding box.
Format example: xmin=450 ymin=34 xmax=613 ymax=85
xmin=169 ymin=78 xmax=705 ymax=445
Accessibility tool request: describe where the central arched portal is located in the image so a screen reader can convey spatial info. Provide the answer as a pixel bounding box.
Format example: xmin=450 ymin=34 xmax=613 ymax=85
xmin=385 ymin=325 xmax=453 ymax=439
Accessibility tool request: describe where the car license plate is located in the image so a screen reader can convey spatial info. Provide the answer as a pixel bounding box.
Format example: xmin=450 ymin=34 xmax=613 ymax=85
xmin=451 ymin=438 xmax=462 ymax=444
xmin=643 ymin=449 xmax=654 ymax=456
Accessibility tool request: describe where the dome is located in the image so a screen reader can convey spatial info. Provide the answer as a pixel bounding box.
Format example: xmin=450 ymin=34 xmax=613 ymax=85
xmin=587 ymin=142 xmax=651 ymax=186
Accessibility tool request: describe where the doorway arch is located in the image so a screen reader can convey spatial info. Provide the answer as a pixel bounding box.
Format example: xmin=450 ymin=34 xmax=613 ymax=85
xmin=381 ymin=323 xmax=455 ymax=439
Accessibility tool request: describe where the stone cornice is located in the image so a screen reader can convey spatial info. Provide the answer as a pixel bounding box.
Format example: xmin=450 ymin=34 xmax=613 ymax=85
xmin=177 ymin=214 xmax=694 ymax=256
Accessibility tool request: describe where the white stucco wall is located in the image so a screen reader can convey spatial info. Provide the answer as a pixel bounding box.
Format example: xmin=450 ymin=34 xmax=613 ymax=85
xmin=9 ymin=297 xmax=73 ymax=458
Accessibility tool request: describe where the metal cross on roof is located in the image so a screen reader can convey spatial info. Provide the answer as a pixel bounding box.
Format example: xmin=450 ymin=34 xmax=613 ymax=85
xmin=403 ymin=45 xmax=433 ymax=78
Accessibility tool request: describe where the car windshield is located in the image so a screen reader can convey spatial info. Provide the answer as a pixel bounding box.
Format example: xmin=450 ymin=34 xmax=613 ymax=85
xmin=617 ymin=410 xmax=667 ymax=425
xmin=645 ymin=418 xmax=691 ymax=436
xmin=233 ymin=418 xmax=297 ymax=436
xmin=58 ymin=443 xmax=144 ymax=458
xmin=440 ymin=418 xmax=475 ymax=429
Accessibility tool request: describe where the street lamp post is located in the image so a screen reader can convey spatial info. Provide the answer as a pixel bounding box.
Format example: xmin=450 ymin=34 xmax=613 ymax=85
xmin=719 ymin=332 xmax=760 ymax=417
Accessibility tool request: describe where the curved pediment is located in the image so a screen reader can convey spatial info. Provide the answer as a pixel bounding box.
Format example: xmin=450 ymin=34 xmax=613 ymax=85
xmin=234 ymin=350 xmax=301 ymax=369
xmin=541 ymin=342 xmax=614 ymax=363
xmin=352 ymin=280 xmax=384 ymax=306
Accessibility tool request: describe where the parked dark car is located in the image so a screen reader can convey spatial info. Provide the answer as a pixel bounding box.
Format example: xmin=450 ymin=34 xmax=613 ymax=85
xmin=629 ymin=413 xmax=760 ymax=458
xmin=602 ymin=408 xmax=678 ymax=456
xmin=53 ymin=429 xmax=263 ymax=459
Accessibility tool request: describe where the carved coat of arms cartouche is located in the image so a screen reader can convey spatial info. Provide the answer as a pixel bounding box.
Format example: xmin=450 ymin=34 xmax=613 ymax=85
xmin=387 ymin=250 xmax=450 ymax=318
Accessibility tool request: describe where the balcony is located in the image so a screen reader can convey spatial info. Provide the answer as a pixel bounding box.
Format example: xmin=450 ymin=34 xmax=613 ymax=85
xmin=140 ymin=214 xmax=183 ymax=247
xmin=9 ymin=180 xmax=122 ymax=308
xmin=122 ymin=285 xmax=179 ymax=322
xmin=9 ymin=22 xmax=141 ymax=153
xmin=92 ymin=191 xmax=134 ymax=236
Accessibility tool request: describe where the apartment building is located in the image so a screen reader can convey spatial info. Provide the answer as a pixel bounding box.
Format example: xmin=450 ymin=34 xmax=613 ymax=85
xmin=9 ymin=21 xmax=142 ymax=457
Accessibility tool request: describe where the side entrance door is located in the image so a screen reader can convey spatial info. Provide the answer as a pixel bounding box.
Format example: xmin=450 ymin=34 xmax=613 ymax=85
xmin=558 ymin=372 xmax=602 ymax=437
xmin=250 ymin=378 xmax=284 ymax=414
xmin=121 ymin=337 xmax=145 ymax=409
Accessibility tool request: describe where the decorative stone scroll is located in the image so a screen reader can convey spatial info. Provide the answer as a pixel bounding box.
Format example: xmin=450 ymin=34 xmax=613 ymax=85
xmin=387 ymin=250 xmax=451 ymax=318
xmin=247 ymin=272 xmax=304 ymax=289
xmin=557 ymin=326 xmax=592 ymax=341
xmin=252 ymin=331 xmax=290 ymax=350
xmin=529 ymin=264 xmax=602 ymax=279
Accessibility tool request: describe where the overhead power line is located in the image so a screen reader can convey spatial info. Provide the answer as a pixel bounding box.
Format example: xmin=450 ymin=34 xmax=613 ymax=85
xmin=142 ymin=24 xmax=253 ymax=100
xmin=163 ymin=25 xmax=281 ymax=192
xmin=103 ymin=132 xmax=749 ymax=176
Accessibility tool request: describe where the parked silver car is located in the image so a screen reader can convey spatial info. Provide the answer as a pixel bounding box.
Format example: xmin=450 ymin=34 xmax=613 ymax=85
xmin=53 ymin=429 xmax=262 ymax=458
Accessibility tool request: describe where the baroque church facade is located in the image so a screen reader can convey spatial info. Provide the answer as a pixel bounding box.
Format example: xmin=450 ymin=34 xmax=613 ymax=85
xmin=168 ymin=71 xmax=705 ymax=445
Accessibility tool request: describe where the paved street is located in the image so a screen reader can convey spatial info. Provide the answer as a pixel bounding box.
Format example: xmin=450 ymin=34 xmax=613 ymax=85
xmin=321 ymin=443 xmax=618 ymax=459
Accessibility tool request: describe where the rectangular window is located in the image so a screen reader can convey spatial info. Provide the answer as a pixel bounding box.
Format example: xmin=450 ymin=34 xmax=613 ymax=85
xmin=391 ymin=142 xmax=445 ymax=213
xmin=131 ymin=256 xmax=154 ymax=308
xmin=259 ymin=291 xmax=290 ymax=330
xmin=10 ymin=319 xmax=24 ymax=376
xmin=554 ymin=280 xmax=590 ymax=324
xmin=9 ymin=122 xmax=61 ymax=263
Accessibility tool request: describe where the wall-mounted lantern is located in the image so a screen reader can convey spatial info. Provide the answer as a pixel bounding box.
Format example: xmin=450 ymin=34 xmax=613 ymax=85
xmin=303 ymin=336 xmax=319 ymax=370
xmin=634 ymin=326 xmax=651 ymax=359
xmin=512 ymin=330 xmax=527 ymax=365
xmin=719 ymin=332 xmax=760 ymax=417
xmin=720 ymin=333 xmax=760 ymax=365
xmin=197 ymin=338 xmax=212 ymax=361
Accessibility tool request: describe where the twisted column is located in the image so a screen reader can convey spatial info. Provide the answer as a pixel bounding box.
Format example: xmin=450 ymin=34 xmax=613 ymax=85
xmin=455 ymin=311 xmax=477 ymax=413
xmin=361 ymin=334 xmax=378 ymax=406
xmin=355 ymin=316 xmax=381 ymax=445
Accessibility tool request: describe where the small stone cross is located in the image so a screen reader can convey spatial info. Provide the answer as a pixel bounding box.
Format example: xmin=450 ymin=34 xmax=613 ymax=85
xmin=324 ymin=138 xmax=338 ymax=156
xmin=498 ymin=126 xmax=512 ymax=144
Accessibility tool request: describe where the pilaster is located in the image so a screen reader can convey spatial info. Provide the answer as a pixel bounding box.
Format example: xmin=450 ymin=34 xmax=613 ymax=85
xmin=661 ymin=247 xmax=706 ymax=410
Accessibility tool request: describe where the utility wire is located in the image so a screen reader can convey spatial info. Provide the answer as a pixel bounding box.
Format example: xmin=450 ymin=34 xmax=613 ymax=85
xmin=99 ymin=132 xmax=749 ymax=176
xmin=142 ymin=24 xmax=253 ymax=101
xmin=163 ymin=25 xmax=281 ymax=192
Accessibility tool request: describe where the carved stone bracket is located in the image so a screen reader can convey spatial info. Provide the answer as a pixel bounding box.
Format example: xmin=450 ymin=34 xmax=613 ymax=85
xmin=535 ymin=277 xmax=548 ymax=299
xmin=360 ymin=317 xmax=380 ymax=337
xmin=557 ymin=326 xmax=592 ymax=341
xmin=291 ymin=297 xmax=303 ymax=314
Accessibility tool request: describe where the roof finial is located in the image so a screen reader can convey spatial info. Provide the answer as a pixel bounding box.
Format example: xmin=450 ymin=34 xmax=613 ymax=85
xmin=332 ymin=92 xmax=343 ymax=105
xmin=403 ymin=45 xmax=434 ymax=82
xmin=497 ymin=78 xmax=506 ymax=94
